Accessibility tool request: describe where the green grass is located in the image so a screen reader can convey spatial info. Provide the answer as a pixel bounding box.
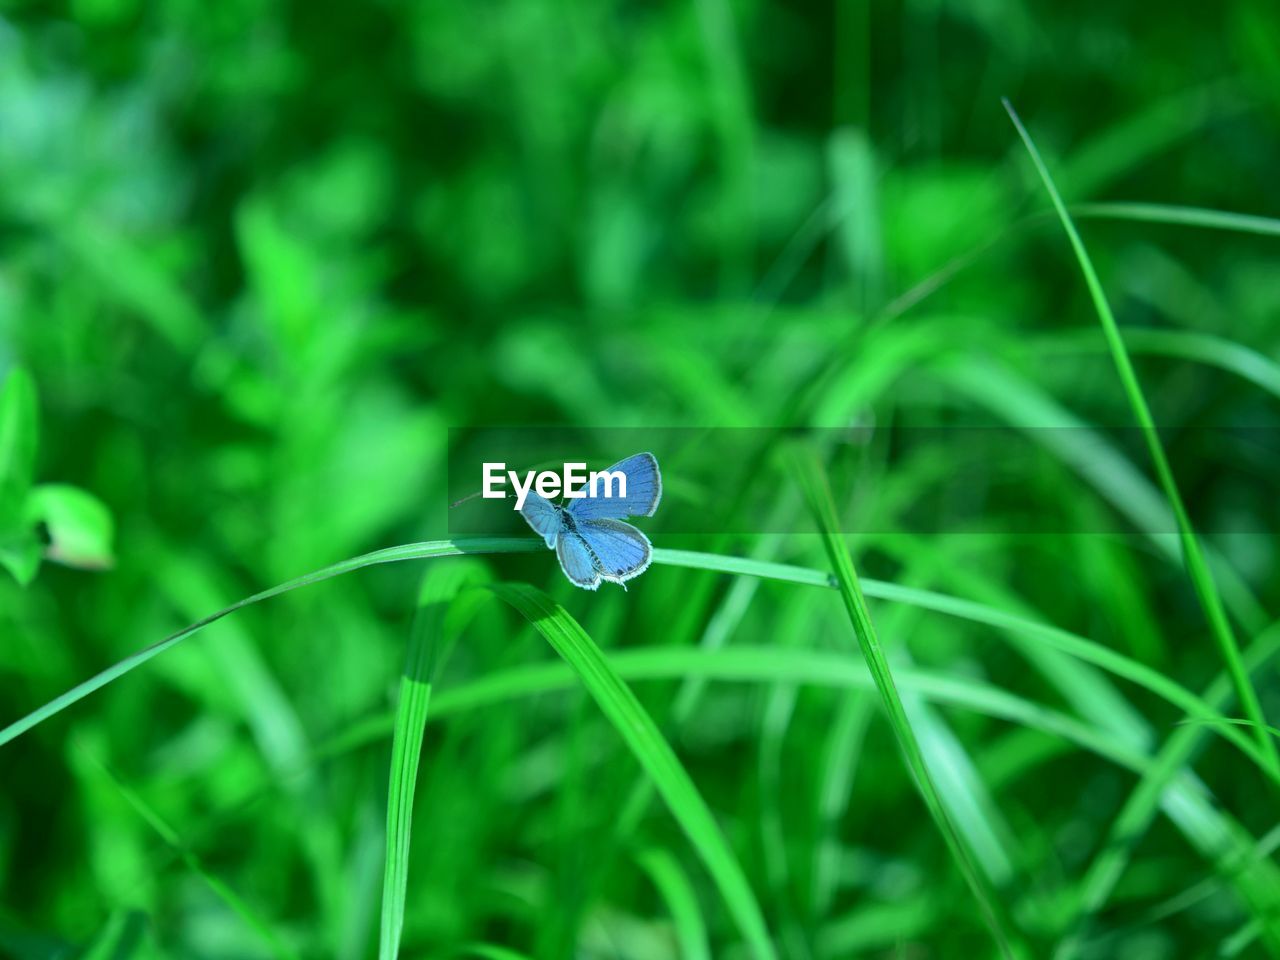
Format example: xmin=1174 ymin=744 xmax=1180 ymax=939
xmin=484 ymin=582 xmax=777 ymax=960
xmin=792 ymin=450 xmax=1022 ymax=958
xmin=6 ymin=6 xmax=1280 ymax=956
xmin=1003 ymin=99 xmax=1276 ymax=777
xmin=380 ymin=560 xmax=490 ymax=960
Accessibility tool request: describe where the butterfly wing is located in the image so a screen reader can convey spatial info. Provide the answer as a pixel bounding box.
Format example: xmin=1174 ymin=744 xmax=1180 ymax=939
xmin=576 ymin=518 xmax=652 ymax=584
xmin=566 ymin=452 xmax=662 ymax=521
xmin=556 ymin=533 xmax=602 ymax=590
xmin=520 ymin=492 xmax=562 ymax=549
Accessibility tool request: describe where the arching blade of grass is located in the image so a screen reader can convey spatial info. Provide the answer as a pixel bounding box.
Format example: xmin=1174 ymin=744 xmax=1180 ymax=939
xmin=657 ymin=549 xmax=1273 ymax=778
xmin=382 ymin=643 xmax=1274 ymax=797
xmin=1004 ymin=97 xmax=1277 ymax=776
xmin=1176 ymin=717 xmax=1280 ymax=739
xmin=876 ymin=198 xmax=1280 ymax=328
xmin=186 ymin=636 xmax=1280 ymax=949
xmin=380 ymin=559 xmax=490 ymax=960
xmin=0 ymin=538 xmax=539 ymax=748
xmin=939 ymin=356 xmax=1268 ymax=635
xmin=790 ymin=450 xmax=1022 ymax=959
xmin=1035 ymin=327 xmax=1280 ymax=403
xmin=1073 ymin=202 xmax=1280 ymax=237
xmin=421 ymin=642 xmax=1280 ymax=946
xmin=7 ymin=536 xmax=1270 ymax=782
xmin=636 ymin=848 xmax=711 ymax=960
xmin=438 ymin=640 xmax=1280 ymax=954
xmin=482 ymin=582 xmax=777 ymax=960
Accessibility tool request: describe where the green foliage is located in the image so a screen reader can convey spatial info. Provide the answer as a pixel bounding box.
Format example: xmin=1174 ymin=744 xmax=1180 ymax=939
xmin=4 ymin=2 xmax=1280 ymax=958
xmin=792 ymin=450 xmax=1020 ymax=958
xmin=485 ymin=582 xmax=777 ymax=960
xmin=0 ymin=368 xmax=115 ymax=583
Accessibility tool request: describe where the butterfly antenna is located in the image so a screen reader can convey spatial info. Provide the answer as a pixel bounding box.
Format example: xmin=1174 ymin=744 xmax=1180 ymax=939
xmin=449 ymin=490 xmax=494 ymax=509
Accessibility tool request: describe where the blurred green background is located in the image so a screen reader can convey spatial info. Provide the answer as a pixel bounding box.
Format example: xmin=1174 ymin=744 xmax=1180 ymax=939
xmin=3 ymin=0 xmax=1280 ymax=957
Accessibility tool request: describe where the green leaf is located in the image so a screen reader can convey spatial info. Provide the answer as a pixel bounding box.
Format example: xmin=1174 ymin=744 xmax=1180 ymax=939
xmin=483 ymin=581 xmax=778 ymax=960
xmin=30 ymin=484 xmax=115 ymax=570
xmin=0 ymin=535 xmax=42 ymax=588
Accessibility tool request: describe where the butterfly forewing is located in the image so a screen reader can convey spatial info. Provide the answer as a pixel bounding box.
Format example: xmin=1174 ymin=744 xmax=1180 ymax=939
xmin=520 ymin=492 xmax=562 ymax=548
xmin=565 ymin=452 xmax=661 ymax=521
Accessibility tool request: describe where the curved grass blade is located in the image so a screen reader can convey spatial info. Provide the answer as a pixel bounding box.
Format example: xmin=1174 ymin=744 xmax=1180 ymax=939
xmin=1036 ymin=327 xmax=1280 ymax=403
xmin=482 ymin=581 xmax=778 ymax=960
xmin=655 ymin=549 xmax=1273 ymax=779
xmin=194 ymin=638 xmax=1280 ymax=950
xmin=318 ymin=645 xmax=1266 ymax=792
xmin=0 ymin=538 xmax=539 ymax=748
xmin=636 ymin=848 xmax=711 ymax=960
xmin=877 ymin=197 xmax=1280 ymax=329
xmin=432 ymin=643 xmax=1280 ymax=956
xmin=791 ymin=450 xmax=1022 ymax=959
xmin=938 ymin=356 xmax=1268 ymax=635
xmin=8 ymin=536 xmax=1268 ymax=781
xmin=1073 ymin=202 xmax=1280 ymax=238
xmin=1003 ymin=98 xmax=1277 ymax=777
xmin=380 ymin=559 xmax=491 ymax=960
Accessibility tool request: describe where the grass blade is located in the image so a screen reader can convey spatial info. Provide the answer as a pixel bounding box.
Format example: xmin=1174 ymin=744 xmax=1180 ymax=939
xmin=0 ymin=538 xmax=538 ymax=748
xmin=1072 ymin=202 xmax=1280 ymax=237
xmin=636 ymin=848 xmax=711 ymax=960
xmin=658 ymin=549 xmax=1273 ymax=778
xmin=380 ymin=559 xmax=490 ymax=960
xmin=1002 ymin=98 xmax=1278 ymax=777
xmin=483 ymin=581 xmax=778 ymax=960
xmin=216 ymin=637 xmax=1280 ymax=950
xmin=790 ymin=450 xmax=1022 ymax=959
xmin=1036 ymin=327 xmax=1280 ymax=403
xmin=8 ymin=537 xmax=1268 ymax=783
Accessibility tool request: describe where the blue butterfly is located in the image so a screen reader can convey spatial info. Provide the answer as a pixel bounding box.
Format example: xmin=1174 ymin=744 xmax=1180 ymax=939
xmin=519 ymin=452 xmax=661 ymax=591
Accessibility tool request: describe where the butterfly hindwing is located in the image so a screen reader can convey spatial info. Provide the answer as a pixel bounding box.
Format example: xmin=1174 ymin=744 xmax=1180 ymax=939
xmin=520 ymin=492 xmax=562 ymax=548
xmin=556 ymin=532 xmax=602 ymax=590
xmin=576 ymin=518 xmax=652 ymax=584
xmin=565 ymin=452 xmax=661 ymax=522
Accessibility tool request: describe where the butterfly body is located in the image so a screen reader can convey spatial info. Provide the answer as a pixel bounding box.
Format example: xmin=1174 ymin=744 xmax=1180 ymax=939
xmin=519 ymin=452 xmax=660 ymax=590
